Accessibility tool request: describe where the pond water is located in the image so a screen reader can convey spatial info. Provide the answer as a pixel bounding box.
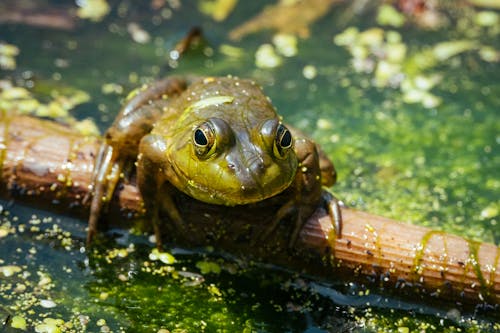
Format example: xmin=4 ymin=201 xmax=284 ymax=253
xmin=0 ymin=0 xmax=499 ymax=332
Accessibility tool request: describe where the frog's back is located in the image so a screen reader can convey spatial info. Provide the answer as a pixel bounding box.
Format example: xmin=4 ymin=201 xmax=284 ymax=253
xmin=161 ymin=77 xmax=278 ymax=132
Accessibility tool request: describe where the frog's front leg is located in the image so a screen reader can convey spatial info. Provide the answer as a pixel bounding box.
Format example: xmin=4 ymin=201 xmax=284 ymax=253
xmin=293 ymin=138 xmax=344 ymax=241
xmin=86 ymin=77 xmax=187 ymax=246
xmin=262 ymin=138 xmax=342 ymax=247
xmin=137 ymin=134 xmax=184 ymax=249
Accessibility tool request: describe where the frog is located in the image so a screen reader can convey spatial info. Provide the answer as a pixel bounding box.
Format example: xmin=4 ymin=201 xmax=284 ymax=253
xmin=86 ymin=76 xmax=342 ymax=249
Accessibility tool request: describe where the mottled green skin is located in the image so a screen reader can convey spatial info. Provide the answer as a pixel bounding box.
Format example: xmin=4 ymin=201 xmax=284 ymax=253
xmin=87 ymin=76 xmax=338 ymax=248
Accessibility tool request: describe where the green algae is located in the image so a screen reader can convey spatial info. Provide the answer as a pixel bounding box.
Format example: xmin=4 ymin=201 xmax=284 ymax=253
xmin=411 ymin=231 xmax=447 ymax=279
xmin=0 ymin=204 xmax=355 ymax=332
xmin=0 ymin=0 xmax=498 ymax=331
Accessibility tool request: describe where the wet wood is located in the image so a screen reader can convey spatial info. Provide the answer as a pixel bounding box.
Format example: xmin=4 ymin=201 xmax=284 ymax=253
xmin=0 ymin=115 xmax=498 ymax=307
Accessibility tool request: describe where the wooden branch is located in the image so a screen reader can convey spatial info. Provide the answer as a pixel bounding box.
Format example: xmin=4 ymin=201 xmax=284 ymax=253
xmin=1 ymin=115 xmax=499 ymax=306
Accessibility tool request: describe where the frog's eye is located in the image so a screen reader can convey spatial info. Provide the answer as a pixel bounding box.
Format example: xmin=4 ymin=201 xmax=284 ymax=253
xmin=193 ymin=122 xmax=216 ymax=158
xmin=273 ymin=124 xmax=293 ymax=159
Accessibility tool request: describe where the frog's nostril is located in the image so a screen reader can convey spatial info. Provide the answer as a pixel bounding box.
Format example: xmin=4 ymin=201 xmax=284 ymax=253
xmin=227 ymin=162 xmax=236 ymax=172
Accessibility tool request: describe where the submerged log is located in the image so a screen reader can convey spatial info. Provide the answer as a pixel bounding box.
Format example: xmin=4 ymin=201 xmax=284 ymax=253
xmin=0 ymin=115 xmax=499 ymax=307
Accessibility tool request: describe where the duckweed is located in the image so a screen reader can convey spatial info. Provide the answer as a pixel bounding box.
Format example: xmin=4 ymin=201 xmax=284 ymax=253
xmin=0 ymin=1 xmax=498 ymax=331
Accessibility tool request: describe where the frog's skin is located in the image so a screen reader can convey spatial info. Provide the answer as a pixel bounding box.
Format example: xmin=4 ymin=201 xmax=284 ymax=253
xmin=87 ymin=76 xmax=342 ymax=248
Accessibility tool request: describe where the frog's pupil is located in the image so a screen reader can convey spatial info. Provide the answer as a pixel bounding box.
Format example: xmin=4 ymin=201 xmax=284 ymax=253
xmin=194 ymin=129 xmax=208 ymax=146
xmin=279 ymin=127 xmax=292 ymax=148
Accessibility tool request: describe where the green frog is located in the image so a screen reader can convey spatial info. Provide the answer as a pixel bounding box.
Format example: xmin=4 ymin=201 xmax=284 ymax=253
xmin=87 ymin=76 xmax=342 ymax=248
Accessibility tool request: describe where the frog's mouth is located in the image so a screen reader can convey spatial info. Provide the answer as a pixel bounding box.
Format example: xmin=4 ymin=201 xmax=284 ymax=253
xmin=169 ymin=161 xmax=294 ymax=206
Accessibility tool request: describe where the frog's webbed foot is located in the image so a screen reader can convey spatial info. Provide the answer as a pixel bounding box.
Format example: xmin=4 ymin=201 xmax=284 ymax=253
xmin=258 ymin=194 xmax=344 ymax=249
xmin=321 ymin=191 xmax=344 ymax=238
xmin=86 ymin=143 xmax=124 ymax=246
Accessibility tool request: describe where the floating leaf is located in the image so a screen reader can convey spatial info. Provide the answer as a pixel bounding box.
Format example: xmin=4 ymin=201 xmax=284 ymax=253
xmin=11 ymin=316 xmax=27 ymax=330
xmin=196 ymin=260 xmax=222 ymax=274
xmin=149 ymin=248 xmax=176 ymax=264
xmin=478 ymin=46 xmax=500 ymax=62
xmin=199 ymin=0 xmax=237 ymax=22
xmin=272 ymin=33 xmax=298 ymax=57
xmin=77 ymin=0 xmax=110 ymax=22
xmin=255 ymin=44 xmax=282 ymax=69
xmin=377 ymin=5 xmax=406 ymax=27
xmin=432 ymin=40 xmax=477 ymax=61
xmin=468 ymin=0 xmax=500 ymax=9
xmin=0 ymin=265 xmax=22 ymax=277
xmin=474 ymin=11 xmax=499 ymax=26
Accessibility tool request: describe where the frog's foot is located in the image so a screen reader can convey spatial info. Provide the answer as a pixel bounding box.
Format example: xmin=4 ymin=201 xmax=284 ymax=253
xmin=139 ymin=178 xmax=187 ymax=250
xmin=257 ymin=201 xmax=295 ymax=246
xmin=86 ymin=143 xmax=124 ymax=246
xmin=257 ymin=200 xmax=309 ymax=249
xmin=151 ymin=212 xmax=164 ymax=250
xmin=257 ymin=194 xmax=343 ymax=249
xmin=322 ymin=191 xmax=344 ymax=238
xmin=152 ymin=212 xmax=186 ymax=250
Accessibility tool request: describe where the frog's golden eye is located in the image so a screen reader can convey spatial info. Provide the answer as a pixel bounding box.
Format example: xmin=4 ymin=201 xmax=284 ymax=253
xmin=274 ymin=124 xmax=293 ymax=159
xmin=193 ymin=122 xmax=216 ymax=158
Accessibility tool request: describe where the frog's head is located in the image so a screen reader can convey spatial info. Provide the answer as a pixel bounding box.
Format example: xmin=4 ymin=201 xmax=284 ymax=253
xmin=166 ymin=77 xmax=298 ymax=206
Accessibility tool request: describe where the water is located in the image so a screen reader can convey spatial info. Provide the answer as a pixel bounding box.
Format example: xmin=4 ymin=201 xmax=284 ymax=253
xmin=0 ymin=1 xmax=498 ymax=331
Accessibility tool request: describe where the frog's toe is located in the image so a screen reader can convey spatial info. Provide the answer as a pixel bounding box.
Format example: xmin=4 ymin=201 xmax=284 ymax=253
xmin=86 ymin=210 xmax=99 ymax=246
xmin=256 ymin=200 xmax=295 ymax=245
xmin=86 ymin=144 xmax=124 ymax=246
xmin=322 ymin=191 xmax=344 ymax=238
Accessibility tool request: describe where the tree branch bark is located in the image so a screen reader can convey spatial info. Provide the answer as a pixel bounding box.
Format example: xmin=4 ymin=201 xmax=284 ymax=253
xmin=1 ymin=115 xmax=498 ymax=306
